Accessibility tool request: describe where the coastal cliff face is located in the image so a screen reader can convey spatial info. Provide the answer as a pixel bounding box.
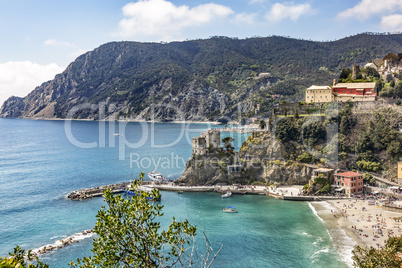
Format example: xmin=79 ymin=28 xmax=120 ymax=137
xmin=3 ymin=34 xmax=402 ymax=121
xmin=178 ymin=153 xmax=235 ymax=185
xmin=238 ymin=132 xmax=314 ymax=184
xmin=177 ymin=132 xmax=315 ymax=186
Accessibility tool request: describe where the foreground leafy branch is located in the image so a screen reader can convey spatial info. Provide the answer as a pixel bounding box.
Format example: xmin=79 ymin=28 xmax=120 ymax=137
xmin=2 ymin=173 xmax=221 ymax=267
xmin=70 ymin=173 xmax=221 ymax=267
xmin=353 ymin=236 xmax=402 ymax=267
xmin=0 ymin=246 xmax=49 ymax=268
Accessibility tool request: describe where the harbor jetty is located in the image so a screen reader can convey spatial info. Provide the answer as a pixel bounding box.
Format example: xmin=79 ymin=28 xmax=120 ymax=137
xmin=67 ymin=181 xmax=340 ymax=201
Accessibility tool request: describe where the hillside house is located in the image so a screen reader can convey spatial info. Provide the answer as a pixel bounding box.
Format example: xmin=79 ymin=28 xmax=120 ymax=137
xmin=305 ymin=85 xmax=335 ymax=103
xmin=398 ymin=162 xmax=402 ymax=185
xmin=227 ymin=164 xmax=242 ymax=177
xmin=333 ymin=171 xmax=364 ymax=197
xmin=333 ymin=82 xmax=377 ymax=102
xmin=192 ymin=136 xmax=207 ymax=155
xmin=311 ymin=168 xmax=334 ymax=181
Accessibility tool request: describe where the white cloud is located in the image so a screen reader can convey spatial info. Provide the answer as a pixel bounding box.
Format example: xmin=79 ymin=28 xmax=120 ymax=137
xmin=117 ymin=0 xmax=234 ymax=40
xmin=234 ymin=13 xmax=257 ymax=24
xmin=0 ymin=61 xmax=64 ymax=106
xmin=266 ymin=2 xmax=313 ymax=22
xmin=381 ymin=14 xmax=402 ymax=31
xmin=338 ymin=0 xmax=402 ymax=20
xmin=44 ymin=39 xmax=76 ymax=47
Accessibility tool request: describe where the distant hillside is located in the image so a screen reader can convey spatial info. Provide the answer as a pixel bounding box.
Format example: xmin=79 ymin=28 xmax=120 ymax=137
xmin=2 ymin=33 xmax=402 ymax=121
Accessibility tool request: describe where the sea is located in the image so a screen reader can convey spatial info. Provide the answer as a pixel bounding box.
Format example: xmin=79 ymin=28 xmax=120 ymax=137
xmin=0 ymin=118 xmax=352 ymax=267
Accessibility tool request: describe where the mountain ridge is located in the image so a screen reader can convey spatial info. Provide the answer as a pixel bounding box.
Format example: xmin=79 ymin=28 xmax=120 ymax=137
xmin=2 ymin=33 xmax=402 ymax=121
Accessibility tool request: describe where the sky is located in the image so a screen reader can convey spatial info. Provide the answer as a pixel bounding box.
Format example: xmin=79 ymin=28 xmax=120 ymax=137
xmin=1 ymin=0 xmax=402 ymax=106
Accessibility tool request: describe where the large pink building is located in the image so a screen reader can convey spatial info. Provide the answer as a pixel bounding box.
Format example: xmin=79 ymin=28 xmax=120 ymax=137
xmin=332 ymin=82 xmax=377 ymax=102
xmin=333 ymin=171 xmax=364 ymax=197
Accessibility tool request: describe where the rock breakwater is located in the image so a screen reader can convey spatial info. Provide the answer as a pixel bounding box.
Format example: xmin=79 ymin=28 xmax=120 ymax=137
xmin=30 ymin=230 xmax=95 ymax=257
xmin=67 ymin=182 xmax=132 ymax=200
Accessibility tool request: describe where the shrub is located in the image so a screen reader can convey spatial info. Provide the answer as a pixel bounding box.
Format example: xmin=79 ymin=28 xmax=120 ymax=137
xmin=319 ymin=184 xmax=331 ymax=193
xmin=297 ymin=152 xmax=312 ymax=163
xmin=356 ymin=160 xmax=381 ymax=172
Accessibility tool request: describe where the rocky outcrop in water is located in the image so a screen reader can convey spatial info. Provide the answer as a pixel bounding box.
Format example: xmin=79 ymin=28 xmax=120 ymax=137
xmin=177 ymin=131 xmax=315 ymax=186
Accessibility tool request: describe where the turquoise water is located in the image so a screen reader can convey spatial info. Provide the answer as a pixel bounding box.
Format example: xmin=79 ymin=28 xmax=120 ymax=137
xmin=0 ymin=119 xmax=348 ymax=267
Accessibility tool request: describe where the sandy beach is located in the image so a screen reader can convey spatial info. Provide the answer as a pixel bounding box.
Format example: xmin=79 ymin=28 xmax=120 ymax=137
xmin=310 ymin=198 xmax=402 ymax=263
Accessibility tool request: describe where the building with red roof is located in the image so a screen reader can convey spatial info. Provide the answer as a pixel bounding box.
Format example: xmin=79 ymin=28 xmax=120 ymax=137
xmin=332 ymin=82 xmax=377 ymax=102
xmin=333 ymin=171 xmax=364 ymax=197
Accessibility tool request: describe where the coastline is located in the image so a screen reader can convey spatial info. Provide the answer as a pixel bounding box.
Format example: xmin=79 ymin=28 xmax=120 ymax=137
xmin=310 ymin=199 xmax=402 ymax=267
xmin=309 ymin=201 xmax=356 ymax=268
xmin=4 ymin=117 xmax=222 ymax=125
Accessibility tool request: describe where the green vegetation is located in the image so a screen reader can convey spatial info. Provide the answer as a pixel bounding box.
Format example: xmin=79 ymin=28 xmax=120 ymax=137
xmin=222 ymin=137 xmax=234 ymax=152
xmin=338 ymin=66 xmax=380 ymax=83
xmin=0 ymin=246 xmax=48 ymax=268
xmin=314 ymin=174 xmax=331 ymax=193
xmin=356 ymin=160 xmax=381 ymax=172
xmin=297 ymin=152 xmax=313 ymax=163
xmin=379 ymin=80 xmax=402 ymax=98
xmin=70 ymin=174 xmax=220 ymax=267
xmin=353 ymin=236 xmax=402 ymax=267
xmin=363 ymin=173 xmax=376 ymax=185
xmin=271 ymin=100 xmax=401 ymax=173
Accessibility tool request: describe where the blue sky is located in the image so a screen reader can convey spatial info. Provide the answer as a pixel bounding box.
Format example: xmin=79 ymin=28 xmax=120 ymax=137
xmin=1 ymin=0 xmax=402 ymax=105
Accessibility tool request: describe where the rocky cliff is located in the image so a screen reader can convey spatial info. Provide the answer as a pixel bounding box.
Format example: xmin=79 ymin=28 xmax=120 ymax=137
xmin=177 ymin=132 xmax=315 ymax=186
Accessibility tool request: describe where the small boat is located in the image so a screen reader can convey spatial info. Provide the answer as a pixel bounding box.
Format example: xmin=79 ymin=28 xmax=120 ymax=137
xmin=222 ymin=191 xmax=232 ymax=198
xmin=148 ymin=172 xmax=164 ymax=182
xmin=123 ymin=185 xmax=161 ymax=201
xmin=223 ymin=206 xmax=238 ymax=213
xmin=178 ymin=191 xmax=184 ymax=194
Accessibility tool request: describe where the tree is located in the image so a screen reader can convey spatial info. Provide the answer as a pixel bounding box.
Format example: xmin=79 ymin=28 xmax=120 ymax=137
xmin=361 ymin=67 xmax=380 ymax=79
xmin=0 ymin=246 xmax=49 ymax=268
xmin=221 ymin=137 xmax=234 ymax=152
xmin=339 ymin=68 xmax=352 ymax=80
xmin=275 ymin=117 xmax=300 ymax=143
xmin=353 ymin=236 xmax=402 ymax=267
xmin=70 ymin=173 xmax=221 ymax=268
xmin=387 ymin=140 xmax=402 ymax=162
xmin=297 ymin=152 xmax=313 ymax=163
xmin=259 ymin=119 xmax=266 ymax=130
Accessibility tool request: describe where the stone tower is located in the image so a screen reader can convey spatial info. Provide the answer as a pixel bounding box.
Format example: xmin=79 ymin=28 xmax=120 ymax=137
xmin=352 ymin=65 xmax=360 ymax=80
xmin=201 ymin=129 xmax=220 ymax=149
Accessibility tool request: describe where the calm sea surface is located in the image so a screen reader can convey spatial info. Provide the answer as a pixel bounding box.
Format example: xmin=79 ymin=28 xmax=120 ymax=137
xmin=0 ymin=119 xmax=349 ymax=267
